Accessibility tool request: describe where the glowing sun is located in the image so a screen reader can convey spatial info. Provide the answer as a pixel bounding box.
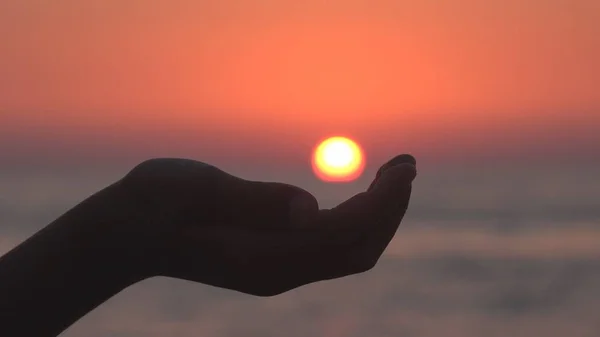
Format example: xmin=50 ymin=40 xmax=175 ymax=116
xmin=312 ymin=136 xmax=365 ymax=182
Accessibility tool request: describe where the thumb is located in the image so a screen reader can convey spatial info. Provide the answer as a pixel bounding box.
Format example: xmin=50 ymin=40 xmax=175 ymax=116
xmin=217 ymin=176 xmax=318 ymax=229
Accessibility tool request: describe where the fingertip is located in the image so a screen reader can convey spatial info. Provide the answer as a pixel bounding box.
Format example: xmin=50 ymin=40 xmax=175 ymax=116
xmin=388 ymin=154 xmax=417 ymax=167
xmin=382 ymin=154 xmax=417 ymax=172
xmin=384 ymin=163 xmax=417 ymax=183
xmin=371 ymin=163 xmax=416 ymax=194
xmin=374 ymin=154 xmax=417 ymax=180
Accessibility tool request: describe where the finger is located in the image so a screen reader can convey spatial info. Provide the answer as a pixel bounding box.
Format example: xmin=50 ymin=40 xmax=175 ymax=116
xmin=285 ymin=154 xmax=417 ymax=231
xmin=368 ymin=154 xmax=417 ymax=192
xmin=361 ymin=163 xmax=415 ymax=260
xmin=214 ymin=172 xmax=319 ymax=229
xmin=265 ymin=162 xmax=415 ymax=286
xmin=308 ymin=156 xmax=416 ymax=274
xmin=327 ymin=163 xmax=415 ymax=244
xmin=316 ymin=154 xmax=417 ymax=233
xmin=285 ymin=154 xmax=416 ymax=256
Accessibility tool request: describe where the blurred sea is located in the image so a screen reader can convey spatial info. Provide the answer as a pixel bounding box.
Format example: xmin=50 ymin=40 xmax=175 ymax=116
xmin=1 ymin=163 xmax=599 ymax=337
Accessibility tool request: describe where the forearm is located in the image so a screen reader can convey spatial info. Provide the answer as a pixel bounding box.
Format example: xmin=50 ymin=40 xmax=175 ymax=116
xmin=0 ymin=183 xmax=146 ymax=337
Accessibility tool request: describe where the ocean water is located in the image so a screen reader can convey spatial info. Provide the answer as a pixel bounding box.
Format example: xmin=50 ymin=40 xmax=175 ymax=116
xmin=1 ymin=163 xmax=599 ymax=337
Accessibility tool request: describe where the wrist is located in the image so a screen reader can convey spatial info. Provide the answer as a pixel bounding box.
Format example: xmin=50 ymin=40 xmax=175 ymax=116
xmin=0 ymin=183 xmax=144 ymax=336
xmin=77 ymin=180 xmax=157 ymax=282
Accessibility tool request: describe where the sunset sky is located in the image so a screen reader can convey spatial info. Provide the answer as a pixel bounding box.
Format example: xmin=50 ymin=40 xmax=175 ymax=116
xmin=1 ymin=0 xmax=599 ymax=168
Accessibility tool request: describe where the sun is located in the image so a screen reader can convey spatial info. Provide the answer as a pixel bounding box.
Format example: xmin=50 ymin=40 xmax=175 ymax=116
xmin=312 ymin=136 xmax=365 ymax=182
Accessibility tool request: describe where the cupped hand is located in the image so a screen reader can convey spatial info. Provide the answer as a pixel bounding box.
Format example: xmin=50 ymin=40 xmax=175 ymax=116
xmin=116 ymin=154 xmax=417 ymax=296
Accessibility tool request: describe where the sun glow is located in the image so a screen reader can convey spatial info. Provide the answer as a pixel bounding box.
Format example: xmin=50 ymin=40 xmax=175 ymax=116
xmin=312 ymin=136 xmax=365 ymax=182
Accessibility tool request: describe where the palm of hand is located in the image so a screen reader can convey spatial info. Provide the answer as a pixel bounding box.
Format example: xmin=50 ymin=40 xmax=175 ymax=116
xmin=119 ymin=155 xmax=416 ymax=296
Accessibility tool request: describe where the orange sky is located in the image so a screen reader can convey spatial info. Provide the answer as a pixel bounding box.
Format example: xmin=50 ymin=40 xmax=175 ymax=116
xmin=1 ymin=0 xmax=599 ymax=166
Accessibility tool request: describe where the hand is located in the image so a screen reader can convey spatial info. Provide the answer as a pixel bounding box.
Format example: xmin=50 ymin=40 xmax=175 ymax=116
xmin=117 ymin=154 xmax=417 ymax=296
xmin=0 ymin=154 xmax=416 ymax=337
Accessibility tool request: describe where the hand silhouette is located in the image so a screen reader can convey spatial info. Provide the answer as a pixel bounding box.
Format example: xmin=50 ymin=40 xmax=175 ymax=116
xmin=0 ymin=154 xmax=417 ymax=337
xmin=118 ymin=154 xmax=417 ymax=295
